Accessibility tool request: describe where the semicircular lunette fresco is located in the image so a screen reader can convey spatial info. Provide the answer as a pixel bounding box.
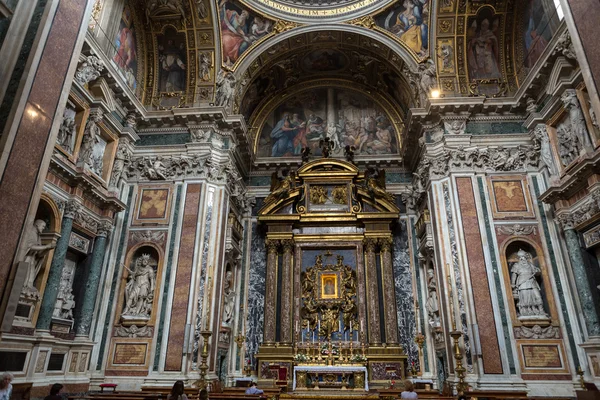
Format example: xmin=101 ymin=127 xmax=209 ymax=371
xmin=255 ymin=87 xmax=400 ymax=158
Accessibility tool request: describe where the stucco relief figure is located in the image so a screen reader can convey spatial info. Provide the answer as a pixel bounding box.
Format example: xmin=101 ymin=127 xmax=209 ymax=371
xmin=561 ymin=89 xmax=593 ymax=152
xmin=21 ymin=220 xmax=56 ymax=298
xmin=510 ymin=249 xmax=547 ymax=318
xmin=123 ymin=254 xmax=156 ymax=318
xmin=532 ymin=124 xmax=558 ymax=176
xmin=222 ymin=270 xmax=235 ymax=326
xmin=467 ymin=18 xmax=502 ymax=80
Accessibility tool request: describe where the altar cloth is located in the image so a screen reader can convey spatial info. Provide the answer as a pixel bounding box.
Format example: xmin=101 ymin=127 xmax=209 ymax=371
xmin=292 ymin=365 xmax=368 ymax=390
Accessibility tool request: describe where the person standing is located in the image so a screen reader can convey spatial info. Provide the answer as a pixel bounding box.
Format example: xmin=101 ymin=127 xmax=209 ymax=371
xmin=0 ymin=373 xmax=13 ymax=400
xmin=44 ymin=384 xmax=64 ymax=400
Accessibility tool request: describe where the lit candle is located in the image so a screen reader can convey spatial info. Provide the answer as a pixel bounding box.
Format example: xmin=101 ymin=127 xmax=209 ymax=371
xmin=313 ymin=329 xmax=315 ymax=344
xmin=350 ymin=321 xmax=352 ymax=332
xmin=360 ymin=320 xmax=363 ymax=332
xmin=339 ymin=319 xmax=342 ymax=332
xmin=302 ymin=328 xmax=304 ymax=343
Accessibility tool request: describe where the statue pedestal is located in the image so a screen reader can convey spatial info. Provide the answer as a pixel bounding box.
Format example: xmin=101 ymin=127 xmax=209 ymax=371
xmin=51 ymin=317 xmax=74 ymax=334
xmin=120 ymin=314 xmax=150 ymax=326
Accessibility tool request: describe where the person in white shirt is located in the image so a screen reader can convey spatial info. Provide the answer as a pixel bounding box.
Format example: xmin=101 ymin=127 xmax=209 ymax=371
xmin=400 ymin=379 xmax=418 ymax=399
xmin=244 ymin=382 xmax=264 ymax=395
xmin=0 ymin=373 xmax=13 ymax=400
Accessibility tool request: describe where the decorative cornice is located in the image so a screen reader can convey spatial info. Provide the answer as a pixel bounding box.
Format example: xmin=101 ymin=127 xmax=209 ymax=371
xmin=97 ymin=220 xmax=113 ymax=237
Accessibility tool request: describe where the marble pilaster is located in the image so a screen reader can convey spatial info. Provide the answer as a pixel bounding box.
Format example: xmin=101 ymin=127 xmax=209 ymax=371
xmin=263 ymin=239 xmax=279 ymax=344
xmin=380 ymin=237 xmax=398 ymax=344
xmin=36 ymin=200 xmax=80 ymax=330
xmin=245 ymin=221 xmax=266 ymax=366
xmin=364 ymin=238 xmax=381 ymax=344
xmin=280 ymin=239 xmax=294 ymax=344
xmin=560 ymin=220 xmax=600 ymax=336
xmin=75 ymin=221 xmax=112 ymax=336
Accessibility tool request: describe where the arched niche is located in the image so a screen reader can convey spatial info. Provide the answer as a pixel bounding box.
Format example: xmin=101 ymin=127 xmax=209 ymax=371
xmin=503 ymin=239 xmax=554 ymax=325
xmin=118 ymin=244 xmax=163 ymax=327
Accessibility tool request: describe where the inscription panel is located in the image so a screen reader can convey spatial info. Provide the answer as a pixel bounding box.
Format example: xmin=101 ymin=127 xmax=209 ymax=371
xmin=112 ymin=343 xmax=148 ymax=365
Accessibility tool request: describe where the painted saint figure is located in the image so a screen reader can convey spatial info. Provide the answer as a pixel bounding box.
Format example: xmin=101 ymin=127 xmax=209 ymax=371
xmin=510 ymin=249 xmax=547 ymax=318
xmin=467 ymin=18 xmax=501 ymax=80
xmin=270 ymin=113 xmax=299 ymax=157
xmin=159 ymin=39 xmax=186 ymax=92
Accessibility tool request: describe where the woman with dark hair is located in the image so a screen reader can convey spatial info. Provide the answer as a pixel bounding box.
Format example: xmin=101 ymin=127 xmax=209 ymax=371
xmin=167 ymin=381 xmax=188 ymax=400
xmin=44 ymin=383 xmax=64 ymax=400
xmin=400 ymin=379 xmax=418 ymax=399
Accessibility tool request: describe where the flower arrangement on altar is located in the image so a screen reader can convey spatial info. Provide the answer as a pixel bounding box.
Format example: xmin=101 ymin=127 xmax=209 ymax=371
xmin=320 ymin=342 xmax=338 ymax=355
xmin=350 ymin=353 xmax=367 ymax=363
xmin=294 ymin=353 xmax=310 ymax=362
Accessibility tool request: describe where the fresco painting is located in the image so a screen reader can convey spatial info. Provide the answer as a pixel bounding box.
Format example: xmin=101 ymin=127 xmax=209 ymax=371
xmin=257 ymin=88 xmax=398 ymax=158
xmin=375 ymin=0 xmax=430 ymax=57
xmin=523 ymin=0 xmax=561 ymax=68
xmin=157 ymin=28 xmax=187 ymax=93
xmin=466 ymin=8 xmax=502 ymax=80
xmin=113 ymin=5 xmax=138 ymax=90
xmin=219 ymin=0 xmax=272 ymax=66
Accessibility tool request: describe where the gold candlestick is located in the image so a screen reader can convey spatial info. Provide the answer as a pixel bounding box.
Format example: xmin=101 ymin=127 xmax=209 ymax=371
xmin=450 ymin=330 xmax=466 ymax=395
xmin=199 ymin=329 xmax=212 ymax=389
xmin=577 ymin=366 xmax=586 ymax=390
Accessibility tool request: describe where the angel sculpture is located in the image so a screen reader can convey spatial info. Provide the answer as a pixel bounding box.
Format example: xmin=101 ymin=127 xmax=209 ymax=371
xmin=319 ymin=137 xmax=333 ymax=158
xmin=344 ymin=145 xmax=356 ymax=163
xmin=364 ymin=166 xmax=394 ymax=201
xmin=301 ymin=146 xmax=311 ymax=164
xmin=265 ymin=168 xmax=296 ymax=204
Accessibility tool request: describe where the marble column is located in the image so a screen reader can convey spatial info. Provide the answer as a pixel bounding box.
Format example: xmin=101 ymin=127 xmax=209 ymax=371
xmin=263 ymin=239 xmax=279 ymax=344
xmin=36 ymin=200 xmax=80 ymax=331
xmin=560 ymin=217 xmax=600 ymax=336
xmin=380 ymin=237 xmax=399 ymax=344
xmin=75 ymin=221 xmax=112 ymax=337
xmin=364 ymin=238 xmax=381 ymax=344
xmin=280 ymin=239 xmax=294 ymax=344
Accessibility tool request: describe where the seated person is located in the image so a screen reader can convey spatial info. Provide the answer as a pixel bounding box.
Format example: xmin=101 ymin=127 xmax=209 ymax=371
xmin=400 ymin=380 xmax=418 ymax=399
xmin=245 ymin=382 xmax=264 ymax=395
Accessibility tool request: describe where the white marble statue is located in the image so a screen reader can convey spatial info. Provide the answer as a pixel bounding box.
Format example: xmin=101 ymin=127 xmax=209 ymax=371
xmin=425 ymin=268 xmax=440 ymax=327
xmin=556 ymin=124 xmax=580 ymax=166
xmin=53 ymin=257 xmax=76 ymax=320
xmin=109 ymin=143 xmax=131 ymax=187
xmin=215 ymin=70 xmax=236 ymax=108
xmin=418 ymin=59 xmax=437 ymax=99
xmin=222 ymin=270 xmax=235 ymax=326
xmin=57 ymin=107 xmax=77 ymax=153
xmin=79 ymin=110 xmax=103 ymax=174
xmin=444 ymin=120 xmax=466 ymax=135
xmin=21 ymin=220 xmax=56 ymax=298
xmin=562 ymin=89 xmax=593 ymax=152
xmin=532 ymin=124 xmax=558 ymax=176
xmin=74 ymin=55 xmax=104 ymax=86
xmin=123 ymin=254 xmax=156 ymax=318
xmin=198 ymin=52 xmax=212 ymax=82
xmin=510 ymin=249 xmax=547 ymax=318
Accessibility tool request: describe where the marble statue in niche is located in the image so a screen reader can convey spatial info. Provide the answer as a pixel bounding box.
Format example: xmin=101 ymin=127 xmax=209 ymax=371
xmin=109 ymin=142 xmax=132 ymax=187
xmin=79 ymin=109 xmax=105 ymax=176
xmin=57 ymin=106 xmax=77 ymax=153
xmin=556 ymin=121 xmax=580 ymax=167
xmin=122 ymin=253 xmax=156 ymax=319
xmin=222 ymin=269 xmax=235 ymax=327
xmin=53 ymin=256 xmax=77 ymax=320
xmin=425 ymin=267 xmax=440 ymax=327
xmin=510 ymin=248 xmax=548 ymax=318
xmin=216 ymin=69 xmax=236 ymax=108
xmin=561 ymin=89 xmax=593 ymax=152
xmin=21 ymin=219 xmax=56 ymax=299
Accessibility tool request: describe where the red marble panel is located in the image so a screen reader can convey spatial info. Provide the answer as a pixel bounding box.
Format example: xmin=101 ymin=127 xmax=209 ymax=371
xmin=568 ymin=0 xmax=600 ymax=99
xmin=165 ymin=184 xmax=201 ymax=371
xmin=492 ymin=180 xmax=527 ymax=212
xmin=0 ymin=0 xmax=87 ymax=299
xmin=456 ymin=177 xmax=503 ymax=374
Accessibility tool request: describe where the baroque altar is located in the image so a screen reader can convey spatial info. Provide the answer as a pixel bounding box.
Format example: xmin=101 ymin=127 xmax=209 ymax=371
xmin=255 ymin=157 xmax=407 ymax=389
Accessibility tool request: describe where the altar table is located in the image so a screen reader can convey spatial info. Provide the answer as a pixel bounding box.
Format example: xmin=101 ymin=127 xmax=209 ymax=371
xmin=292 ymin=365 xmax=368 ymax=391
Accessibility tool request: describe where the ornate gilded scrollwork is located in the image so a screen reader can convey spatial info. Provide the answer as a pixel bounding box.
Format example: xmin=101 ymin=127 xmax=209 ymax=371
xmin=300 ymin=253 xmax=358 ymax=340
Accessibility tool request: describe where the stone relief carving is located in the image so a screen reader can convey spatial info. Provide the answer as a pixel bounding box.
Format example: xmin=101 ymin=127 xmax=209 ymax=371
xmin=555 ymin=30 xmax=576 ymax=60
xmin=190 ymin=128 xmax=211 ymax=142
xmin=131 ymin=230 xmax=166 ymax=244
xmin=414 ymin=145 xmax=540 ymax=189
xmin=122 ymin=253 xmax=156 ymax=319
xmin=57 ymin=106 xmax=77 ymax=153
xmin=114 ymin=324 xmax=153 ymax=338
xmin=125 ymin=113 xmax=137 ymax=129
xmin=221 ymin=270 xmax=235 ymax=327
xmin=514 ymin=324 xmax=560 ymax=339
xmin=444 ymin=120 xmax=466 ymax=135
xmin=53 ymin=257 xmax=76 ymax=320
xmin=196 ymin=0 xmax=208 ymax=19
xmin=21 ymin=220 xmax=56 ymax=299
xmin=216 ymin=70 xmax=236 ymax=108
xmin=109 ymin=141 xmax=132 ymax=187
xmin=510 ymin=249 xmax=548 ymax=319
xmin=495 ymin=224 xmax=537 ymax=236
xmin=75 ymin=55 xmax=104 ymax=86
xmin=561 ymin=89 xmax=593 ymax=151
xmin=557 ymin=193 xmax=600 ymax=230
xmin=79 ymin=109 xmax=104 ymax=175
xmin=531 ymin=124 xmax=558 ymax=176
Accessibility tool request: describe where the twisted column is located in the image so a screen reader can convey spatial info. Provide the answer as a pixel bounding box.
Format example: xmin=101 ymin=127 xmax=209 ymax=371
xmin=280 ymin=239 xmax=294 ymax=344
xmin=75 ymin=221 xmax=112 ymax=336
xmin=380 ymin=237 xmax=398 ymax=344
xmin=36 ymin=200 xmax=80 ymax=330
xmin=263 ymin=239 xmax=279 ymax=344
xmin=364 ymin=238 xmax=381 ymax=344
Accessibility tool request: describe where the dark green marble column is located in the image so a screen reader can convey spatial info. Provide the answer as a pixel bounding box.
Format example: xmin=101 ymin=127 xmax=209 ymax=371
xmin=75 ymin=221 xmax=112 ymax=337
xmin=560 ymin=217 xmax=600 ymax=336
xmin=36 ymin=200 xmax=80 ymax=330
